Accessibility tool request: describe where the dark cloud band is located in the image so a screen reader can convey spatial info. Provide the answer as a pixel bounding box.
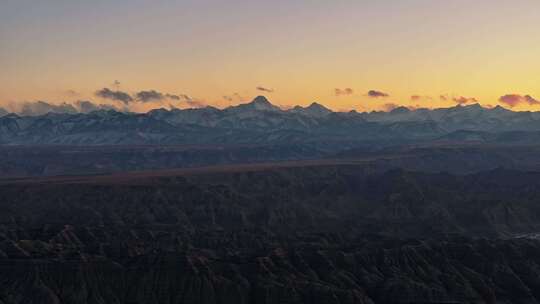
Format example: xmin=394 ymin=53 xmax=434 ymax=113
xmin=367 ymin=90 xmax=389 ymax=98
xmin=95 ymin=88 xmax=133 ymax=104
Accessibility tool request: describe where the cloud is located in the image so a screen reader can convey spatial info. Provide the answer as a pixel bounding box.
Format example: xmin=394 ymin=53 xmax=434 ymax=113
xmin=410 ymin=95 xmax=432 ymax=101
xmin=439 ymin=94 xmax=479 ymax=105
xmin=135 ymin=90 xmax=187 ymax=103
xmin=382 ymin=103 xmax=399 ymax=111
xmin=65 ymin=90 xmax=79 ymax=97
xmin=453 ymin=96 xmax=479 ymax=105
xmin=75 ymin=100 xmax=99 ymax=113
xmin=367 ymin=90 xmax=389 ymax=98
xmin=381 ymin=103 xmax=422 ymax=112
xmin=19 ymin=101 xmax=78 ymax=116
xmin=335 ymin=88 xmax=354 ymax=96
xmin=95 ymin=88 xmax=133 ymax=104
xmin=525 ymin=95 xmax=539 ymax=105
xmin=223 ymin=93 xmax=243 ymax=102
xmin=136 ymin=90 xmax=165 ymax=102
xmin=175 ymin=94 xmax=205 ymax=108
xmin=256 ymin=86 xmax=274 ymax=93
xmin=499 ymin=94 xmax=540 ymax=108
xmin=74 ymin=100 xmax=118 ymax=113
xmin=9 ymin=100 xmax=119 ymax=116
xmin=166 ymin=94 xmax=180 ymax=100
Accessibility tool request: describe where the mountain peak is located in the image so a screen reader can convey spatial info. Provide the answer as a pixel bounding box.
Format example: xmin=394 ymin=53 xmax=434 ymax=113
xmin=290 ymin=102 xmax=332 ymax=117
xmin=307 ymin=102 xmax=331 ymax=116
xmin=252 ymin=96 xmax=271 ymax=105
xmin=450 ymin=103 xmax=484 ymax=112
xmin=466 ymin=103 xmax=483 ymax=109
xmin=492 ymin=105 xmax=510 ymax=112
xmin=459 ymin=103 xmax=486 ymax=114
xmin=390 ymin=106 xmax=410 ymax=114
xmin=249 ymin=96 xmax=280 ymax=111
xmin=227 ymin=96 xmax=281 ymax=112
xmin=307 ymin=102 xmax=329 ymax=110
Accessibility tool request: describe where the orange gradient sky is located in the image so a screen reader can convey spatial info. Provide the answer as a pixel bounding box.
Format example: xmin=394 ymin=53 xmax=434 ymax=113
xmin=1 ymin=0 xmax=540 ymax=112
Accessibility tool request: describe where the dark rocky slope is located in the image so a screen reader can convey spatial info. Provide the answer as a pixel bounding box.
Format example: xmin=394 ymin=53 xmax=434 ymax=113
xmin=3 ymin=237 xmax=540 ymax=304
xmin=2 ymin=166 xmax=540 ymax=303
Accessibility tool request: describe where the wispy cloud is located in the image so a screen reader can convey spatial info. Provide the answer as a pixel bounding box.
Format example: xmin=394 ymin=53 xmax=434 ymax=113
xmin=112 ymin=80 xmax=121 ymax=89
xmin=176 ymin=94 xmax=205 ymax=108
xmin=453 ymin=96 xmax=479 ymax=105
xmin=18 ymin=101 xmax=77 ymax=116
xmin=335 ymin=88 xmax=354 ymax=96
xmin=256 ymin=86 xmax=274 ymax=93
xmin=65 ymin=90 xmax=79 ymax=97
xmin=166 ymin=94 xmax=180 ymax=100
xmin=74 ymin=100 xmax=118 ymax=113
xmin=439 ymin=94 xmax=479 ymax=105
xmin=223 ymin=93 xmax=243 ymax=102
xmin=410 ymin=95 xmax=432 ymax=101
xmin=382 ymin=102 xmax=399 ymax=111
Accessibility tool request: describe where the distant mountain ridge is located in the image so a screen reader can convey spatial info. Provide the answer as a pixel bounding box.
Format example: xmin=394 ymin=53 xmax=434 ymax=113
xmin=2 ymin=96 xmax=540 ymax=145
xmin=290 ymin=102 xmax=332 ymax=118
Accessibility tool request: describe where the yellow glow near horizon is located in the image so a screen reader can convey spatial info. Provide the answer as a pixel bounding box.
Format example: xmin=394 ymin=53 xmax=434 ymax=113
xmin=1 ymin=1 xmax=539 ymax=112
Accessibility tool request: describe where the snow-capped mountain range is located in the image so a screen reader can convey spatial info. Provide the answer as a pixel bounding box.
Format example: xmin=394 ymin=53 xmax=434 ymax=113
xmin=1 ymin=96 xmax=540 ymax=145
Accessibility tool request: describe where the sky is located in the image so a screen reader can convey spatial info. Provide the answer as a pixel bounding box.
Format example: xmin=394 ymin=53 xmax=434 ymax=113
xmin=1 ymin=0 xmax=540 ymax=112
